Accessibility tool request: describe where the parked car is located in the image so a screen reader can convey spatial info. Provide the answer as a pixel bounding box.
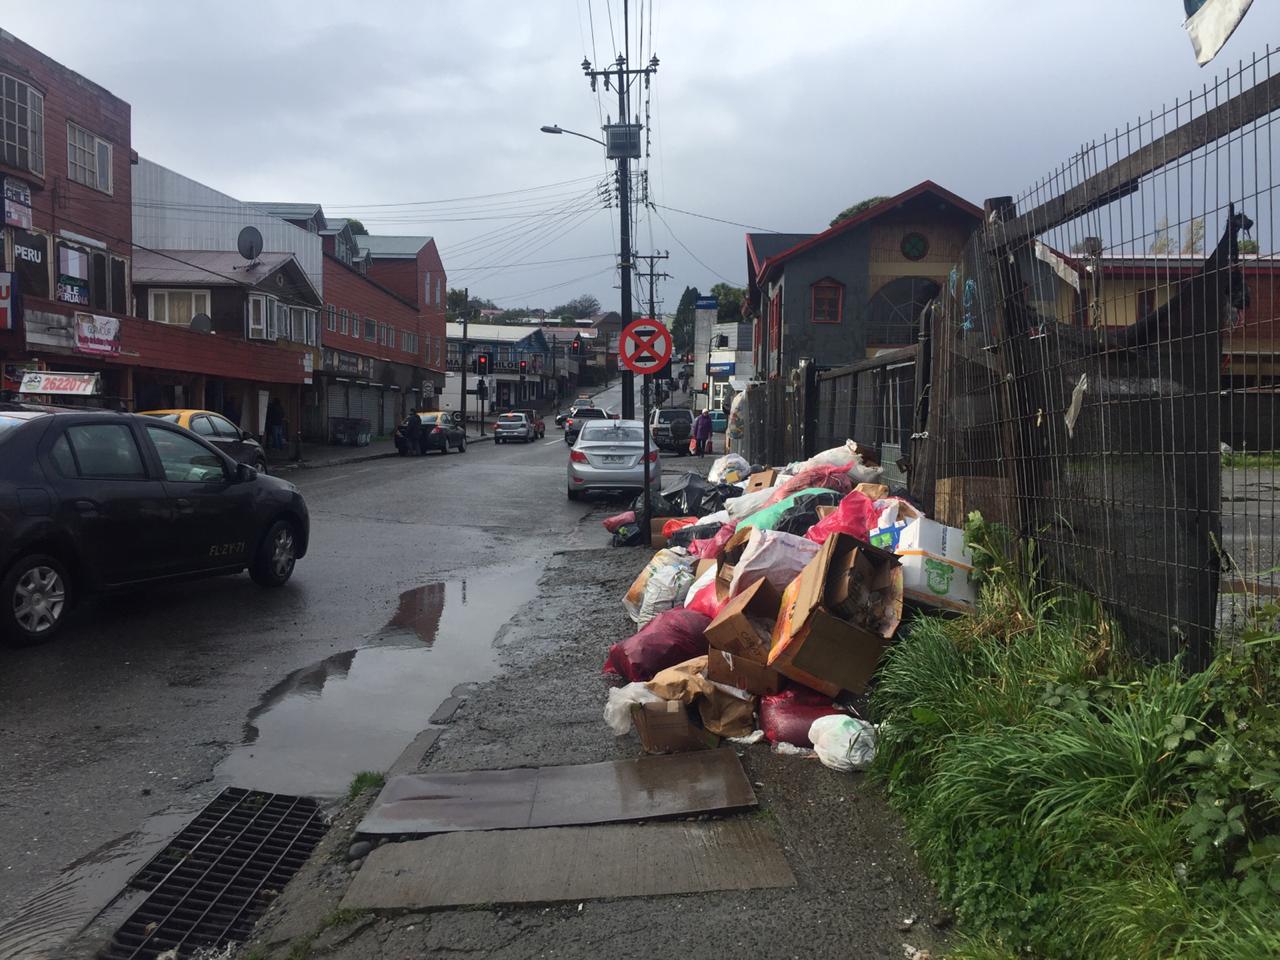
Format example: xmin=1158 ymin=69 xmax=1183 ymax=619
xmin=395 ymin=411 xmax=467 ymax=455
xmin=139 ymin=408 xmax=268 ymax=472
xmin=0 ymin=403 xmax=310 ymax=645
xmin=649 ymin=407 xmax=693 ymax=455
xmin=495 ymin=412 xmax=535 ymax=444
xmin=709 ymin=410 xmax=728 ymax=434
xmin=563 ymin=406 xmax=610 ymax=445
xmin=567 ymin=419 xmax=661 ymax=500
xmin=556 ymin=401 xmax=596 ymax=428
xmin=512 ymin=409 xmax=546 ymax=438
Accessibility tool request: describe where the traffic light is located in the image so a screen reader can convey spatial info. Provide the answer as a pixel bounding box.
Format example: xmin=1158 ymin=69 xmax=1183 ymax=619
xmin=571 ymin=336 xmax=582 ymax=356
xmin=518 ymin=359 xmax=527 ymax=375
xmin=476 ymin=353 xmax=489 ymax=375
xmin=701 ymin=382 xmax=709 ymax=393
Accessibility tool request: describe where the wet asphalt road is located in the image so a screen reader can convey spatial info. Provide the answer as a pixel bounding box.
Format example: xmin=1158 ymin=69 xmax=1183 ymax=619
xmin=0 ymin=382 xmax=633 ymax=957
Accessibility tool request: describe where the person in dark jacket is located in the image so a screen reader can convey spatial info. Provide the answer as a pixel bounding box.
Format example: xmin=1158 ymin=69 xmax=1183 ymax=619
xmin=405 ymin=408 xmax=423 ymax=455
xmin=265 ymin=398 xmax=285 ymax=450
xmin=693 ymin=409 xmax=713 ymax=456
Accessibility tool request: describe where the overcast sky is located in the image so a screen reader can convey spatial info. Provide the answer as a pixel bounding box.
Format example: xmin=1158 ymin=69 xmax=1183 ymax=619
xmin=8 ymin=1 xmax=1280 ymax=312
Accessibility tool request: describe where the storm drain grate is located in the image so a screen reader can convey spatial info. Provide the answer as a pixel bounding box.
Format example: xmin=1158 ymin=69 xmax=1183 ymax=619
xmin=99 ymin=787 xmax=327 ymax=960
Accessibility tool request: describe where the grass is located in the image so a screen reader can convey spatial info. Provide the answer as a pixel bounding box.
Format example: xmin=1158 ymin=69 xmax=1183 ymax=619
xmin=346 ymin=770 xmax=385 ymax=801
xmin=1222 ymin=450 xmax=1280 ymax=469
xmin=869 ymin=512 xmax=1280 ymax=959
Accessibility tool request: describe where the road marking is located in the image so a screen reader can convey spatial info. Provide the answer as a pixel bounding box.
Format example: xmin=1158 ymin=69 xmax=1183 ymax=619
xmin=544 ymin=438 xmax=565 ymax=446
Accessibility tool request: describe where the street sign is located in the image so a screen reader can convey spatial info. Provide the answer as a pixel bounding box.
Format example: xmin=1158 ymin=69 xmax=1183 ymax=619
xmin=618 ymin=318 xmax=672 ymax=375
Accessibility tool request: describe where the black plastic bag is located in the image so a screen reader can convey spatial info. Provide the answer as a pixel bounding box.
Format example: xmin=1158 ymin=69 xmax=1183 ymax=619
xmin=632 ymin=491 xmax=679 ymax=520
xmin=611 ymin=523 xmax=645 ymax=547
xmin=701 ymin=482 xmax=744 ymax=515
xmin=774 ymin=491 xmax=843 ymax=536
xmin=661 ymin=472 xmax=710 ymax=517
xmin=666 ymin=521 xmax=724 ymax=550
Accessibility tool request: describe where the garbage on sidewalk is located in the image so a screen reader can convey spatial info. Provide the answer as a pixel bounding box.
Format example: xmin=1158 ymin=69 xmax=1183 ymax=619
xmin=602 ymin=439 xmax=974 ymax=769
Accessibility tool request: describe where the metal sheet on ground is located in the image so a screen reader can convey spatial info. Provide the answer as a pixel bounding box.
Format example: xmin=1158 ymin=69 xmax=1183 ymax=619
xmin=342 ymin=820 xmax=795 ymax=910
xmin=356 ymin=749 xmax=756 ymax=835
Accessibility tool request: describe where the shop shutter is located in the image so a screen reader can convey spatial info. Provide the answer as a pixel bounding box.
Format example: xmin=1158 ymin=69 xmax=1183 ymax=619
xmin=326 ymin=382 xmax=347 ymax=420
xmin=381 ymin=391 xmax=397 ymax=435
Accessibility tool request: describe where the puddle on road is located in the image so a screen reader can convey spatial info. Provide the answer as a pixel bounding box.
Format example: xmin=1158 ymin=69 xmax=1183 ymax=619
xmin=0 ymin=808 xmax=193 ymax=960
xmin=214 ymin=563 xmax=542 ymax=798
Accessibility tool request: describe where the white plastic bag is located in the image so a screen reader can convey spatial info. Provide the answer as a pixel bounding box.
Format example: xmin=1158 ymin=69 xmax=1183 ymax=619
xmin=728 ymin=527 xmax=820 ymax=598
xmin=795 ymin=441 xmax=884 ymax=484
xmin=708 ymin=453 xmax=752 ymax=485
xmin=622 ymin=548 xmax=693 ymax=621
xmin=683 ymin=562 xmax=717 ymax=608
xmin=808 ymin=715 xmax=877 ymax=772
xmin=701 ymin=509 xmax=731 ymax=527
xmin=635 ymin=563 xmax=695 ymax=626
xmin=725 ymin=486 xmax=778 ymax=521
xmin=604 ymin=682 xmax=663 ymax=735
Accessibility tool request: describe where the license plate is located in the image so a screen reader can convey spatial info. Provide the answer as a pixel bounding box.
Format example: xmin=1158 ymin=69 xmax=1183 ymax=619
xmin=601 ymin=455 xmax=624 ymax=464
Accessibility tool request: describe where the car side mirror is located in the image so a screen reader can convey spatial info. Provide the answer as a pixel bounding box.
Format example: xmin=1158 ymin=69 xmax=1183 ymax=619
xmin=235 ymin=462 xmax=257 ymax=483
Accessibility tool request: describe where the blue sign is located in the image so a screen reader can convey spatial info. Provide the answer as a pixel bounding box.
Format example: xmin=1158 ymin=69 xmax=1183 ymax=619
xmin=707 ymin=362 xmax=735 ymax=376
xmin=695 ymin=297 xmax=719 ymax=310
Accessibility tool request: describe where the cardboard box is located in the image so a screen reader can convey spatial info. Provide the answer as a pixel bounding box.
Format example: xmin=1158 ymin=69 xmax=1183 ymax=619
xmin=630 ymin=701 xmax=719 ymax=753
xmin=815 ymin=504 xmax=836 ymax=520
xmin=869 ymin=502 xmax=922 ymax=551
xmin=649 ymin=517 xmax=669 ymax=548
xmin=895 ymin=518 xmax=977 ymax=612
xmin=855 ymin=482 xmax=890 ymax=501
xmin=824 ymin=539 xmax=903 ymax=637
xmin=768 ymin=534 xmax=897 ymax=697
xmin=745 ymin=468 xmax=778 ymax=492
xmin=704 ymin=577 xmax=782 ymax=662
xmin=711 ymin=526 xmax=755 ymax=603
xmin=707 ymin=648 xmax=782 ymax=696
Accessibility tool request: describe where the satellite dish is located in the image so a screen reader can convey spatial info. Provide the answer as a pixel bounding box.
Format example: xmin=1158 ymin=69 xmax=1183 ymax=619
xmin=237 ymin=225 xmax=264 ymax=262
xmin=190 ymin=313 xmax=213 ymax=333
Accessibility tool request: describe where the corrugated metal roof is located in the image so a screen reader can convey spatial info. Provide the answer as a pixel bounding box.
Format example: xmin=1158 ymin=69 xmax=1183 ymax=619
xmin=748 ymin=233 xmax=815 ymax=268
xmin=247 ymin=201 xmax=324 ymax=221
xmin=319 ymin=218 xmax=350 ymax=235
xmin=361 ymin=235 xmax=434 ymax=258
xmin=446 ymin=322 xmax=543 ymax=343
xmin=132 ymin=249 xmax=299 ymax=287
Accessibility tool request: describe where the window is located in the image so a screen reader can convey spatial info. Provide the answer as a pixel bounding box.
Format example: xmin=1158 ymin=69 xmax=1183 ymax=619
xmin=64 ymin=424 xmax=146 ymax=479
xmin=55 ymin=241 xmax=91 ymax=305
xmin=1 ymin=74 xmax=44 ymax=176
xmin=274 ymin=300 xmax=288 ymax=340
xmin=66 ymin=122 xmax=112 ymax=193
xmin=436 ymin=277 xmax=444 ymax=306
xmin=145 ymin=426 xmax=226 ymax=483
xmin=208 ymin=414 xmax=241 ymax=438
xmin=386 ymin=325 xmax=396 ymax=347
xmin=248 ymin=294 xmax=269 ymax=339
xmin=190 ymin=415 xmax=217 ymax=437
xmin=424 ymin=273 xmax=433 ymax=304
xmin=364 ymin=316 xmax=376 ymax=341
xmin=149 ymin=289 xmax=209 ymax=326
xmin=326 ymin=304 xmax=337 ymax=332
xmin=291 ymin=306 xmax=307 ymax=343
xmin=90 ymin=251 xmax=108 ymax=310
xmin=811 ymin=280 xmax=844 ymax=324
xmin=12 ymin=228 xmax=49 ymax=300
xmin=339 ymin=307 xmax=349 ymax=336
xmin=49 ymin=434 xmax=77 ymax=477
xmin=110 ymin=256 xmax=128 ymax=314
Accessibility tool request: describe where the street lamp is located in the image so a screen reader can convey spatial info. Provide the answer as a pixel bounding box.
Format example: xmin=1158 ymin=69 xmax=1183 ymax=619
xmin=540 ymin=119 xmax=636 ymax=420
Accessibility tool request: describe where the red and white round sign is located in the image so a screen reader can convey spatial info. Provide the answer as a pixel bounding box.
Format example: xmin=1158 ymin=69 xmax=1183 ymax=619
xmin=618 ymin=318 xmax=673 ymax=375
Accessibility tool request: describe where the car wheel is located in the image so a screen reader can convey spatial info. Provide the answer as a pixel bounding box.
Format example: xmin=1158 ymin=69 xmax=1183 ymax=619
xmin=440 ymin=440 xmax=450 ymax=455
xmin=2 ymin=554 xmax=71 ymax=646
xmin=567 ymin=485 xmax=581 ymax=501
xmin=250 ymin=519 xmax=298 ymax=587
xmin=458 ymin=436 xmax=467 ymax=453
xmin=254 ymin=455 xmax=269 ymax=474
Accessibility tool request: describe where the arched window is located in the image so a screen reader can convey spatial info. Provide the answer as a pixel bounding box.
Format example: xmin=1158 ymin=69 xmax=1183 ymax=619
xmin=811 ymin=279 xmax=844 ymax=324
xmin=866 ymin=277 xmax=940 ymax=346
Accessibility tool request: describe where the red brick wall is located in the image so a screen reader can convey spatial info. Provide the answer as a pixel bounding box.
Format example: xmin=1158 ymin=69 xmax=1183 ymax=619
xmin=362 ymin=240 xmax=448 ymax=372
xmin=322 ymin=255 xmax=425 ymax=366
xmin=0 ymin=30 xmax=132 ymax=259
xmin=366 ymin=258 xmax=418 ymax=305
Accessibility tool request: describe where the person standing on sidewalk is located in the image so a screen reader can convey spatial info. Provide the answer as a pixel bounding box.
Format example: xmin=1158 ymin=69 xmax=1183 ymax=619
xmin=265 ymin=398 xmax=285 ymax=450
xmin=693 ymin=408 xmax=713 ymax=457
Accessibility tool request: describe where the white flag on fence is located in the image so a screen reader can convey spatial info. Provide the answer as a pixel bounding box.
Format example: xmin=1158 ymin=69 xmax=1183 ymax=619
xmin=1184 ymin=0 xmax=1254 ymax=66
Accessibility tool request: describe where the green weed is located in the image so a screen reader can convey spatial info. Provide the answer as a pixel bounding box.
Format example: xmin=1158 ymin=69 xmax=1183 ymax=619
xmin=870 ymin=512 xmax=1280 ymax=959
xmin=1222 ymin=450 xmax=1280 ymax=469
xmin=346 ymin=771 xmax=385 ymax=801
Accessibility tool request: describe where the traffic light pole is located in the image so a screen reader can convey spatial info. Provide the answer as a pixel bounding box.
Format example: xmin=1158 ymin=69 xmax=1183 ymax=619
xmin=459 ymin=287 xmax=468 ymax=435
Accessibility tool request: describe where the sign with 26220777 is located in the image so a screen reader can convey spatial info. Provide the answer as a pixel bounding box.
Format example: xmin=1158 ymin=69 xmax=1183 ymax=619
xmin=619 ymin=318 xmax=673 ymax=375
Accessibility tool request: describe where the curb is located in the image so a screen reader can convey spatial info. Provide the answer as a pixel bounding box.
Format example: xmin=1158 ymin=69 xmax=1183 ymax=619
xmin=270 ymin=435 xmax=495 ymax=473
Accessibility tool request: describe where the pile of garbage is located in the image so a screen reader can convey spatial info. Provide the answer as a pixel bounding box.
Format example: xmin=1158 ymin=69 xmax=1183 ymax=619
xmin=600 ymin=441 xmax=976 ymax=772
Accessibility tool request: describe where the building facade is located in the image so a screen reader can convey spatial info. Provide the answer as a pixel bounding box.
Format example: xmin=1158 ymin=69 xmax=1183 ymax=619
xmin=442 ymin=322 xmax=554 ymax=423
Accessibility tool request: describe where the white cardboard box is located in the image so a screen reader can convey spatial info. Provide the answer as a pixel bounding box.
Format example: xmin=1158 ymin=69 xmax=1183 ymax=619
xmin=895 ymin=518 xmax=977 ymax=611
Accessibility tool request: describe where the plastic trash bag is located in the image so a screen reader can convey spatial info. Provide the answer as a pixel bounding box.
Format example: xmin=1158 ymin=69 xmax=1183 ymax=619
xmin=795 ymin=441 xmax=884 ymax=483
xmin=701 ymin=482 xmax=744 ymax=515
xmin=603 ymin=608 xmax=711 ymax=682
xmin=633 ymin=491 xmax=679 ymax=520
xmin=684 ymin=566 xmax=726 ymax=620
xmin=635 ymin=563 xmax=695 ymax=627
xmin=603 ymin=510 xmax=637 ymax=533
xmin=623 ymin=549 xmax=694 ymax=621
xmin=667 ymin=520 xmax=724 ymax=550
xmin=764 ymin=464 xmax=856 ymax=508
xmin=808 ymin=715 xmax=877 ymax=772
xmin=760 ymin=687 xmax=843 ymax=747
xmin=804 ymin=490 xmax=881 ymax=545
xmin=728 ymin=528 xmax=820 ymax=597
xmin=604 ymin=682 xmax=663 ymax=735
xmin=612 ymin=523 xmax=644 ymax=547
xmin=661 ymin=517 xmax=699 ymax=538
xmin=725 ymin=486 xmax=779 ymax=523
xmin=661 ymin=472 xmax=711 ymax=517
xmin=708 ymin=454 xmax=752 ymax=485
xmin=689 ymin=522 xmax=739 ymax=559
xmin=741 ymin=488 xmax=842 ymax=533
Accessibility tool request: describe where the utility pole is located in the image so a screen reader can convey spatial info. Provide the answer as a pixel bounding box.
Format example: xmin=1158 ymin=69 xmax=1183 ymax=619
xmin=634 ymin=251 xmax=670 ymax=408
xmin=581 ymin=38 xmax=659 ymax=419
xmin=459 ymin=287 xmax=468 ymax=435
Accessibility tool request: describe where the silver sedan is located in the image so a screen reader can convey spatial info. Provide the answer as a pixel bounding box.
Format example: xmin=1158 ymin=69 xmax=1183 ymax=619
xmin=566 ymin=420 xmax=662 ymax=501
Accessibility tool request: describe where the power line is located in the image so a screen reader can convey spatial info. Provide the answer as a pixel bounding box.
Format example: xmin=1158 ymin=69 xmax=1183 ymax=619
xmin=650 ymin=204 xmax=739 ymax=285
xmin=651 ymin=202 xmax=783 ymax=233
xmin=490 ymin=266 xmax=616 ymax=304
xmin=449 ymin=253 xmax=613 ymax=272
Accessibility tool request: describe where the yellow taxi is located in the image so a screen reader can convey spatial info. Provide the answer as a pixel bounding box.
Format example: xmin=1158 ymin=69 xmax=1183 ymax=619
xmin=138 ymin=409 xmax=268 ymax=471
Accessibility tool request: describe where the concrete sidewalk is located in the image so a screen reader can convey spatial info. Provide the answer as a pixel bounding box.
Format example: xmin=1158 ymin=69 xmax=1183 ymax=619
xmin=268 ymin=433 xmax=493 ymax=473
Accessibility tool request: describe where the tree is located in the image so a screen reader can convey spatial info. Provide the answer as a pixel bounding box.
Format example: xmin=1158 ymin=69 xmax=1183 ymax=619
xmin=710 ymin=282 xmax=745 ymax=324
xmin=1181 ymin=217 xmax=1205 ymax=255
xmin=1240 ymin=238 xmax=1260 ymax=254
xmin=1149 ymin=217 xmax=1174 ymax=255
xmin=549 ymin=294 xmax=600 ymax=319
xmin=672 ymin=286 xmax=699 ymax=354
xmin=346 ymin=218 xmax=368 ymax=236
xmin=446 ymin=288 xmax=497 ymax=320
xmin=830 ymin=195 xmax=890 ymax=228
xmin=559 ymin=315 xmax=578 ymax=326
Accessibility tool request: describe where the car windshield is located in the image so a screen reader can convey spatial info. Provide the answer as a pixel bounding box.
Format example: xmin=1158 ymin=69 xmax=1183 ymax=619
xmin=580 ymin=423 xmax=643 ymax=443
xmin=574 ymin=408 xmax=605 ymax=419
xmin=418 ymin=414 xmax=438 ymax=424
xmin=143 ymin=413 xmax=181 ymax=423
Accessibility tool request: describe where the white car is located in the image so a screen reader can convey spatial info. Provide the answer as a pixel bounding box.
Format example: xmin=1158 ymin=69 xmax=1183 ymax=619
xmin=495 ymin=412 xmax=535 ymax=444
xmin=567 ymin=420 xmax=662 ymax=500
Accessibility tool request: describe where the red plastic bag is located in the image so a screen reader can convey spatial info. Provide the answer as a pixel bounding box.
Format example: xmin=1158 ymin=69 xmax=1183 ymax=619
xmin=603 ymin=608 xmax=712 ymax=682
xmin=764 ymin=465 xmax=856 ymax=509
xmin=804 ymin=490 xmax=880 ymax=545
xmin=689 ymin=437 xmax=699 ymax=455
xmin=760 ymin=687 xmax=844 ymax=747
xmin=603 ymin=510 xmax=637 ymax=533
xmin=662 ymin=517 xmax=699 ymax=538
xmin=685 ymin=581 xmax=725 ymax=619
xmin=688 ymin=522 xmax=738 ymax=560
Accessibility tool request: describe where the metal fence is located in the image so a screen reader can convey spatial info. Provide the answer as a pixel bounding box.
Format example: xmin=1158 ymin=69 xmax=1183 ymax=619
xmin=907 ymin=49 xmax=1280 ymax=666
